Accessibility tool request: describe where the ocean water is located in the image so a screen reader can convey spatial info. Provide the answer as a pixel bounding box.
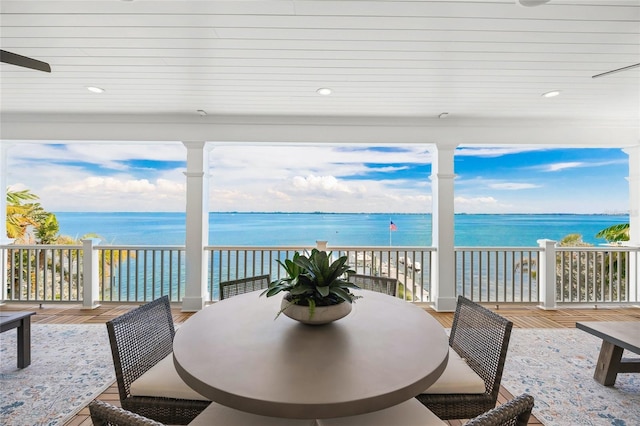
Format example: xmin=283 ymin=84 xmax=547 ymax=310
xmin=53 ymin=212 xmax=629 ymax=247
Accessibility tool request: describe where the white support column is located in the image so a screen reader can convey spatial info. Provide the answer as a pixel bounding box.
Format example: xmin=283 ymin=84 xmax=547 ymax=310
xmin=631 ymin=247 xmax=639 ymax=304
xmin=1 ymin=142 xmax=11 ymax=304
xmin=431 ymin=144 xmax=457 ymax=312
xmin=623 ymin=143 xmax=640 ymax=303
xmin=0 ymin=143 xmax=8 ymax=241
xmin=537 ymin=239 xmax=558 ymax=310
xmin=0 ymin=242 xmax=10 ymax=305
xmin=624 ymin=144 xmax=640 ymax=245
xmin=182 ymin=141 xmax=209 ymax=311
xmin=81 ymin=238 xmax=101 ymax=309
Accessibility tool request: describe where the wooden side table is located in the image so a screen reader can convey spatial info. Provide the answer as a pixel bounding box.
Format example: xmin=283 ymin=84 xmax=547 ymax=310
xmin=0 ymin=311 xmax=36 ymax=368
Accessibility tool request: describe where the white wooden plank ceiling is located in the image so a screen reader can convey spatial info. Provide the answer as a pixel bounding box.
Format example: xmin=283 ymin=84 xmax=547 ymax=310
xmin=1 ymin=0 xmax=639 ymax=122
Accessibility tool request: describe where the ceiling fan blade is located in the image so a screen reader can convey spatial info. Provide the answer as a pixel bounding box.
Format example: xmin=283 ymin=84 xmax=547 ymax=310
xmin=0 ymin=49 xmax=51 ymax=73
xmin=592 ymin=63 xmax=640 ymax=79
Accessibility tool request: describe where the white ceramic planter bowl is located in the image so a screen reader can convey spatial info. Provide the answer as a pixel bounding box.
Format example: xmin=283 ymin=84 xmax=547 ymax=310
xmin=280 ymin=297 xmax=352 ymax=325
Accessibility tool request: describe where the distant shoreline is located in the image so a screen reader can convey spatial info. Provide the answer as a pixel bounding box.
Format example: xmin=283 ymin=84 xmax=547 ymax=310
xmin=53 ymin=211 xmax=630 ymax=216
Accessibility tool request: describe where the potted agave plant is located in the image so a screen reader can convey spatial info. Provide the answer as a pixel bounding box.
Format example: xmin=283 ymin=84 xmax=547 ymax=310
xmin=261 ymin=249 xmax=361 ymax=325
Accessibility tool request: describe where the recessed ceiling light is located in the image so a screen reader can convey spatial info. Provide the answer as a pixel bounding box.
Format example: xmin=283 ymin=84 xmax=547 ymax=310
xmin=86 ymin=86 xmax=105 ymax=93
xmin=542 ymin=90 xmax=561 ymax=98
xmin=316 ymin=88 xmax=332 ymax=96
xmin=517 ymin=0 xmax=551 ymax=7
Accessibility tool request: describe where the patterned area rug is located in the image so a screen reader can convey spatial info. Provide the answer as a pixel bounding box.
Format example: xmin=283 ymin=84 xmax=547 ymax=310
xmin=0 ymin=323 xmax=115 ymax=426
xmin=1 ymin=324 xmax=638 ymax=426
xmin=503 ymin=328 xmax=640 ymax=426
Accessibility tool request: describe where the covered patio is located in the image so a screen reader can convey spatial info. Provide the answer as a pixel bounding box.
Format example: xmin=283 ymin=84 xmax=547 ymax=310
xmin=1 ymin=1 xmax=639 ymax=425
xmin=1 ymin=0 xmax=639 ymax=312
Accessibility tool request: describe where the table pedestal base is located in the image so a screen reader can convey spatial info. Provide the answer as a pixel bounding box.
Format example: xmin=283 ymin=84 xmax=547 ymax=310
xmin=592 ymin=336 xmax=640 ymax=386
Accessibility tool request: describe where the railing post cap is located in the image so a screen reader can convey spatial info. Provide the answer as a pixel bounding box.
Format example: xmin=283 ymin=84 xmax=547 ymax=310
xmin=81 ymin=238 xmax=103 ymax=244
xmin=537 ymin=239 xmax=557 ymax=247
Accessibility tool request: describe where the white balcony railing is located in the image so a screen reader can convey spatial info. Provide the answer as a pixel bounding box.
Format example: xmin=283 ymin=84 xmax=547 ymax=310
xmin=455 ymin=247 xmax=542 ymax=303
xmin=2 ymin=244 xmax=83 ymax=302
xmin=555 ymin=246 xmax=633 ymax=303
xmin=97 ymin=245 xmax=185 ymax=302
xmin=207 ymin=245 xmax=433 ymax=302
xmin=1 ymin=242 xmax=638 ymax=306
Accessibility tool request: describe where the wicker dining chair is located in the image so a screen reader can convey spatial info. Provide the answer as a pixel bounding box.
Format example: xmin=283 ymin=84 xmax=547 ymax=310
xmin=106 ymin=296 xmax=210 ymax=424
xmin=464 ymin=393 xmax=534 ymax=426
xmin=416 ymin=295 xmax=514 ymax=419
xmin=219 ymin=274 xmax=270 ymax=299
xmin=348 ymin=273 xmax=398 ymax=297
xmin=89 ymin=400 xmax=166 ymax=426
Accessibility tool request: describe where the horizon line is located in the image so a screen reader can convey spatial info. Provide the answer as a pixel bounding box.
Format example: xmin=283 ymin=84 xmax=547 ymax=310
xmin=52 ymin=211 xmax=631 ymax=216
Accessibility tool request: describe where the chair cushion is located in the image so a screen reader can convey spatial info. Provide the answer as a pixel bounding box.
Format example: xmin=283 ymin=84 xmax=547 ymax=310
xmin=421 ymin=347 xmax=486 ymax=394
xmin=317 ymin=399 xmax=446 ymax=426
xmin=189 ymin=401 xmax=318 ymax=426
xmin=129 ymin=353 xmax=210 ymax=401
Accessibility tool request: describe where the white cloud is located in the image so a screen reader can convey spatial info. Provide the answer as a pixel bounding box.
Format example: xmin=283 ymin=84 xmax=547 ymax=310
xmin=455 ymin=196 xmax=498 ymax=206
xmin=456 ymin=146 xmax=550 ymax=157
xmin=6 ymin=142 xmax=188 ymax=211
xmin=5 ymin=141 xmax=434 ymax=213
xmin=8 ymin=141 xmax=185 ymax=170
xmin=33 ymin=176 xmax=186 ymax=212
xmin=489 ymin=182 xmax=541 ymax=190
xmin=59 ymin=177 xmax=156 ymax=193
xmin=209 ymin=144 xmax=430 ymax=175
xmin=5 ymin=141 xmax=628 ymax=214
xmin=543 ymin=162 xmax=584 ymax=172
xmin=290 ymin=175 xmax=356 ymax=195
xmin=454 ymin=195 xmax=524 ymax=214
xmin=156 ymin=178 xmax=186 ymax=195
xmin=539 ymin=159 xmax=628 ymax=173
xmin=209 ymin=173 xmax=431 ymax=213
xmin=204 ymin=144 xmax=433 ymax=213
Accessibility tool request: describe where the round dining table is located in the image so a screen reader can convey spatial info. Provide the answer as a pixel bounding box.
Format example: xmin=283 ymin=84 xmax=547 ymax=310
xmin=173 ymin=289 xmax=449 ymax=419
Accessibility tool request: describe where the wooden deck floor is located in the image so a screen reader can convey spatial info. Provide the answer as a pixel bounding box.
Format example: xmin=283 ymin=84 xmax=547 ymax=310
xmin=3 ymin=302 xmax=639 ymax=426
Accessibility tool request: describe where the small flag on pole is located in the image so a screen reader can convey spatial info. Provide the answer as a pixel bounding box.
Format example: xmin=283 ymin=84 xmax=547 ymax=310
xmin=389 ymin=221 xmax=398 ymax=231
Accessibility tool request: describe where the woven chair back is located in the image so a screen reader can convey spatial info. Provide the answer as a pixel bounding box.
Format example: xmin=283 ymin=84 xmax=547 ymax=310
xmin=449 ymin=296 xmax=513 ymax=399
xmin=89 ymin=400 xmax=166 ymax=426
xmin=106 ymin=296 xmax=175 ymax=401
xmin=348 ymin=273 xmax=398 ymax=297
xmin=220 ymin=274 xmax=270 ymax=299
xmin=464 ymin=393 xmax=534 ymax=426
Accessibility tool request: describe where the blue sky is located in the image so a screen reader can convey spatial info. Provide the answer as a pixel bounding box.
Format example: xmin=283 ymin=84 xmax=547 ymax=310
xmin=4 ymin=142 xmax=629 ymax=214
